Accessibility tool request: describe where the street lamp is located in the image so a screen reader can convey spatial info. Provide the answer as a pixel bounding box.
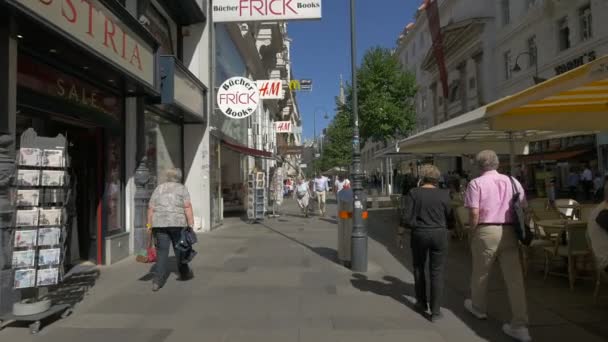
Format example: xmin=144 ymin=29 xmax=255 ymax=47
xmin=512 ymin=50 xmax=546 ymax=85
xmin=349 ymin=0 xmax=367 ymax=272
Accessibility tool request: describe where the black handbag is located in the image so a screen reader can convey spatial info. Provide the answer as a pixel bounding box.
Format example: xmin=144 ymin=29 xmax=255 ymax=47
xmin=508 ymin=177 xmax=534 ymax=246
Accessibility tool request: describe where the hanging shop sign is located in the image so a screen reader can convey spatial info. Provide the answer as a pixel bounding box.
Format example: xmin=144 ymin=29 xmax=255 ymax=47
xmin=9 ymin=0 xmax=156 ymax=88
xmin=160 ymin=56 xmax=207 ymax=122
xmin=257 ymin=80 xmax=284 ymax=99
xmin=217 ymin=77 xmax=260 ymax=119
xmin=288 ymin=79 xmax=312 ymax=92
xmin=213 ymin=0 xmax=322 ymax=22
xmin=274 ymin=121 xmax=293 ymax=133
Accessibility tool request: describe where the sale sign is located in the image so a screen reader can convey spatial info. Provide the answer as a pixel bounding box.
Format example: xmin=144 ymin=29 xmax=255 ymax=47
xmin=274 ymin=121 xmax=293 ymax=133
xmin=213 ymin=0 xmax=322 ymax=22
xmin=257 ymin=80 xmax=284 ymax=99
xmin=217 ymin=77 xmax=260 ymax=119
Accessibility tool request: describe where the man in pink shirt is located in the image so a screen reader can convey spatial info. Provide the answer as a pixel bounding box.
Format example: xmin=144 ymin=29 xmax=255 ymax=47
xmin=464 ymin=150 xmax=531 ymax=342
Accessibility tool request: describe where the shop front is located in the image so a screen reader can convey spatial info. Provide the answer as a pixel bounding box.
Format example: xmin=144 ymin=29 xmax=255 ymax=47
xmin=1 ymin=0 xmax=158 ymax=274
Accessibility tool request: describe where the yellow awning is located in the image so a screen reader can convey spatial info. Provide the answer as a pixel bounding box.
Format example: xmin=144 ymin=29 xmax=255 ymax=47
xmin=487 ymin=54 xmax=608 ymax=131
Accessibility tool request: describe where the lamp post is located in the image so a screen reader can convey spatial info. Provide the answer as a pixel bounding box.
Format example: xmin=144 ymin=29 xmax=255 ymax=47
xmin=512 ymin=50 xmax=546 ymax=85
xmin=349 ymin=0 xmax=367 ymax=272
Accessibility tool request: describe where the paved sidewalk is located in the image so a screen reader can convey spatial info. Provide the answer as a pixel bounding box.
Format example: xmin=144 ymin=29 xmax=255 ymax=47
xmin=2 ymin=199 xmax=607 ymax=341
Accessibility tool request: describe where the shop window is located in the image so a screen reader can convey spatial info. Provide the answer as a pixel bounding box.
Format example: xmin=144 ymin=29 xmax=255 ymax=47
xmin=144 ymin=112 xmax=183 ymax=190
xmin=558 ymin=17 xmax=571 ymax=51
xmin=106 ymin=135 xmax=123 ymax=233
xmin=501 ymin=0 xmax=510 ymax=26
xmin=579 ymin=4 xmax=592 ymax=41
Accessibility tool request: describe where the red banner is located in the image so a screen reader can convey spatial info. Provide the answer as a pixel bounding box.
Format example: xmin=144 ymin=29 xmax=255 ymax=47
xmin=424 ymin=0 xmax=449 ymax=98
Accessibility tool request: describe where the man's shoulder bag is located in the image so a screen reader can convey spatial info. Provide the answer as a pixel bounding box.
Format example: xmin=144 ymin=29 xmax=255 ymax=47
xmin=508 ymin=176 xmax=534 ymax=246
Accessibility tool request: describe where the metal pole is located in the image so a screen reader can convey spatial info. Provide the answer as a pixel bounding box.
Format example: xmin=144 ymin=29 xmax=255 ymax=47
xmin=349 ymin=0 xmax=367 ymax=272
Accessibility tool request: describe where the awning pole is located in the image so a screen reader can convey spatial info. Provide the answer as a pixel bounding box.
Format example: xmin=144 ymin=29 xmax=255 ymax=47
xmin=509 ymin=132 xmax=516 ymax=176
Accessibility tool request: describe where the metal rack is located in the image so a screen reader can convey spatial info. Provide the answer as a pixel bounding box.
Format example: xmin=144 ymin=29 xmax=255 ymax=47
xmin=247 ymin=172 xmax=266 ymax=223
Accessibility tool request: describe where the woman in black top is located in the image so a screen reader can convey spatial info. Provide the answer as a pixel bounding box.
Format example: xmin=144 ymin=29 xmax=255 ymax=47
xmin=403 ymin=164 xmax=454 ymax=321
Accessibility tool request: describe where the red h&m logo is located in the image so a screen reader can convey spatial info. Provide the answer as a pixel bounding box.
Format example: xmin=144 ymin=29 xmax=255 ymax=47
xmin=257 ymin=80 xmax=284 ymax=99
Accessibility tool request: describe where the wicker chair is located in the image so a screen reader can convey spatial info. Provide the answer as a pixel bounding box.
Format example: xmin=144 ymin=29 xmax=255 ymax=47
xmin=586 ymin=233 xmax=608 ymax=299
xmin=543 ymin=221 xmax=590 ymax=290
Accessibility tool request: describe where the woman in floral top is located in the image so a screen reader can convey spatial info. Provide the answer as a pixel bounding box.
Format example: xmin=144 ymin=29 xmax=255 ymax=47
xmin=147 ymin=168 xmax=194 ymax=291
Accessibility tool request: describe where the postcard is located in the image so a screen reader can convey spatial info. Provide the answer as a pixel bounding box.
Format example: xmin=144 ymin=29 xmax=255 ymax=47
xmin=16 ymin=209 xmax=39 ymax=227
xmin=37 ymin=227 xmax=61 ymax=246
xmin=41 ymin=149 xmax=64 ymax=168
xmin=41 ymin=170 xmax=65 ymax=187
xmin=14 ymin=230 xmax=38 ymax=248
xmin=12 ymin=250 xmax=36 ymax=268
xmin=36 ymin=268 xmax=59 ymax=287
xmin=17 ymin=170 xmax=40 ymax=187
xmin=39 ymin=208 xmax=62 ymax=226
xmin=18 ymin=148 xmax=41 ymax=166
xmin=38 ymin=248 xmax=61 ymax=266
xmin=14 ymin=269 xmax=36 ymax=289
xmin=16 ymin=189 xmax=40 ymax=206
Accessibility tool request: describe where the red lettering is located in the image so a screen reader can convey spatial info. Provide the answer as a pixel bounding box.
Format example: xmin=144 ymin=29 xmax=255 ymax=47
xmin=62 ymin=0 xmax=77 ymax=23
xmin=239 ymin=0 xmax=248 ymax=16
xmin=39 ymin=0 xmax=53 ymax=4
xmin=129 ymin=44 xmax=143 ymax=71
xmin=269 ymin=0 xmax=282 ymax=15
xmin=270 ymin=81 xmax=280 ymax=95
xmin=284 ymin=0 xmax=297 ymax=14
xmin=259 ymin=82 xmax=270 ymax=96
xmin=82 ymin=0 xmax=94 ymax=37
xmin=252 ymin=0 xmax=264 ymax=16
xmin=104 ymin=17 xmax=118 ymax=53
xmin=121 ymin=30 xmax=126 ymax=59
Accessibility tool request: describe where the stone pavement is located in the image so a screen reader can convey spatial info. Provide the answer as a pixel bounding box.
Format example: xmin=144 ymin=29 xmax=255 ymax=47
xmin=2 ymin=198 xmax=608 ymax=341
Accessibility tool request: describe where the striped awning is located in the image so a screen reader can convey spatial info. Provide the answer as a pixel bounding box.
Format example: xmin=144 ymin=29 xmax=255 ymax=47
xmin=487 ymin=54 xmax=608 ymax=131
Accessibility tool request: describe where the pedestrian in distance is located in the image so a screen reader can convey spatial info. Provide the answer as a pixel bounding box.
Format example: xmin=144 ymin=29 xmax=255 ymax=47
xmin=313 ymin=173 xmax=330 ymax=217
xmin=403 ymin=164 xmax=454 ymax=322
xmin=146 ymin=168 xmax=195 ymax=292
xmin=581 ymin=164 xmax=593 ymax=201
xmin=294 ymin=177 xmax=311 ymax=217
xmin=464 ymin=150 xmax=531 ymax=342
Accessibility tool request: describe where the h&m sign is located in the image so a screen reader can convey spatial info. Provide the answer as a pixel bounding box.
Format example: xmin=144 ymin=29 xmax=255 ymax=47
xmin=274 ymin=121 xmax=293 ymax=133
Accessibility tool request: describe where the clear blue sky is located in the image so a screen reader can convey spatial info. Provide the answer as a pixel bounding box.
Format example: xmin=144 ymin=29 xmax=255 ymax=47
xmin=289 ymin=0 xmax=417 ymax=140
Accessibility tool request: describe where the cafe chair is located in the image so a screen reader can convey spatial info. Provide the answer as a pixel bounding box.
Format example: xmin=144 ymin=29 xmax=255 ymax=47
xmin=528 ymin=198 xmax=550 ymax=211
xmin=555 ymin=199 xmax=580 ymax=219
xmin=543 ymin=222 xmax=590 ymax=290
xmin=577 ymin=204 xmax=595 ymax=222
xmin=521 ymin=221 xmax=555 ymax=277
xmin=586 ymin=233 xmax=608 ymax=300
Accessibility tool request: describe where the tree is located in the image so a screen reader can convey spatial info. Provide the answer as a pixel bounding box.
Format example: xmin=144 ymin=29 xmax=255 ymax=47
xmin=316 ymin=97 xmax=353 ymax=173
xmin=344 ymin=47 xmax=417 ymax=143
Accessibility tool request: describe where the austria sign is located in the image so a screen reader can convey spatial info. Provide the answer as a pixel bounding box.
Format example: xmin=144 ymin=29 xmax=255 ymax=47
xmin=213 ymin=0 xmax=322 ymax=22
xmin=217 ymin=77 xmax=260 ymax=119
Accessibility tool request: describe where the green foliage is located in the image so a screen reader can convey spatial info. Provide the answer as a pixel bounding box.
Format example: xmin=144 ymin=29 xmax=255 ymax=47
xmin=346 ymin=46 xmax=417 ymax=143
xmin=316 ymin=47 xmax=416 ymax=172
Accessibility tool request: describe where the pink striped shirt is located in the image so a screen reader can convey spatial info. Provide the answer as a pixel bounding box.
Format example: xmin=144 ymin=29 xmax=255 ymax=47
xmin=464 ymin=170 xmax=527 ymax=224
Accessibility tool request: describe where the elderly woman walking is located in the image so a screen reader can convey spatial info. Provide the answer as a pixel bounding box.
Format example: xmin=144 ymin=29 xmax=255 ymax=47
xmin=294 ymin=177 xmax=311 ymax=217
xmin=146 ymin=168 xmax=195 ymax=292
xmin=403 ymin=164 xmax=454 ymax=321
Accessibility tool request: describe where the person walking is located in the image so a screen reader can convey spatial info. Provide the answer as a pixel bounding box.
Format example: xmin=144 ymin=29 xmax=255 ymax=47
xmin=313 ymin=173 xmax=329 ymax=216
xmin=568 ymin=169 xmax=580 ymax=200
xmin=146 ymin=168 xmax=195 ymax=292
xmin=294 ymin=177 xmax=311 ymax=217
xmin=464 ymin=150 xmax=531 ymax=341
xmin=403 ymin=164 xmax=454 ymax=322
xmin=582 ymin=164 xmax=593 ymax=201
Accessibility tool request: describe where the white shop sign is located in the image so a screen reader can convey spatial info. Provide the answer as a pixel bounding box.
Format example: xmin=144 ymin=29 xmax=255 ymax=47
xmin=274 ymin=121 xmax=292 ymax=133
xmin=257 ymin=80 xmax=284 ymax=99
xmin=174 ymin=68 xmax=205 ymax=118
xmin=213 ymin=0 xmax=322 ymax=22
xmin=217 ymin=77 xmax=260 ymax=119
xmin=12 ymin=0 xmax=155 ymax=88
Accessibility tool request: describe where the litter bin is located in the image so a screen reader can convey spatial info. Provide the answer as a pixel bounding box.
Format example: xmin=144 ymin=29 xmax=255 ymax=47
xmin=337 ymin=188 xmax=353 ymax=266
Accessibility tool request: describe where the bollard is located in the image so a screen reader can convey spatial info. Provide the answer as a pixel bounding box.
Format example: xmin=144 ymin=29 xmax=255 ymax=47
xmin=337 ymin=188 xmax=353 ymax=266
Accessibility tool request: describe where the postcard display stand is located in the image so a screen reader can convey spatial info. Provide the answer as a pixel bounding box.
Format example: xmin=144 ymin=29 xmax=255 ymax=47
xmin=11 ymin=129 xmax=70 ymax=319
xmin=247 ymin=172 xmax=266 ymax=223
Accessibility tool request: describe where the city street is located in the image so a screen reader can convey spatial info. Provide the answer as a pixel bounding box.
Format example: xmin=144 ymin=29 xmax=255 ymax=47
xmin=2 ymin=199 xmax=608 ymax=342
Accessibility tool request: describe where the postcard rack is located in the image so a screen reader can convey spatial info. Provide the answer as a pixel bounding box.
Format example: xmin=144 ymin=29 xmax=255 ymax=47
xmin=247 ymin=172 xmax=267 ymax=223
xmin=10 ymin=128 xmax=70 ymax=318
